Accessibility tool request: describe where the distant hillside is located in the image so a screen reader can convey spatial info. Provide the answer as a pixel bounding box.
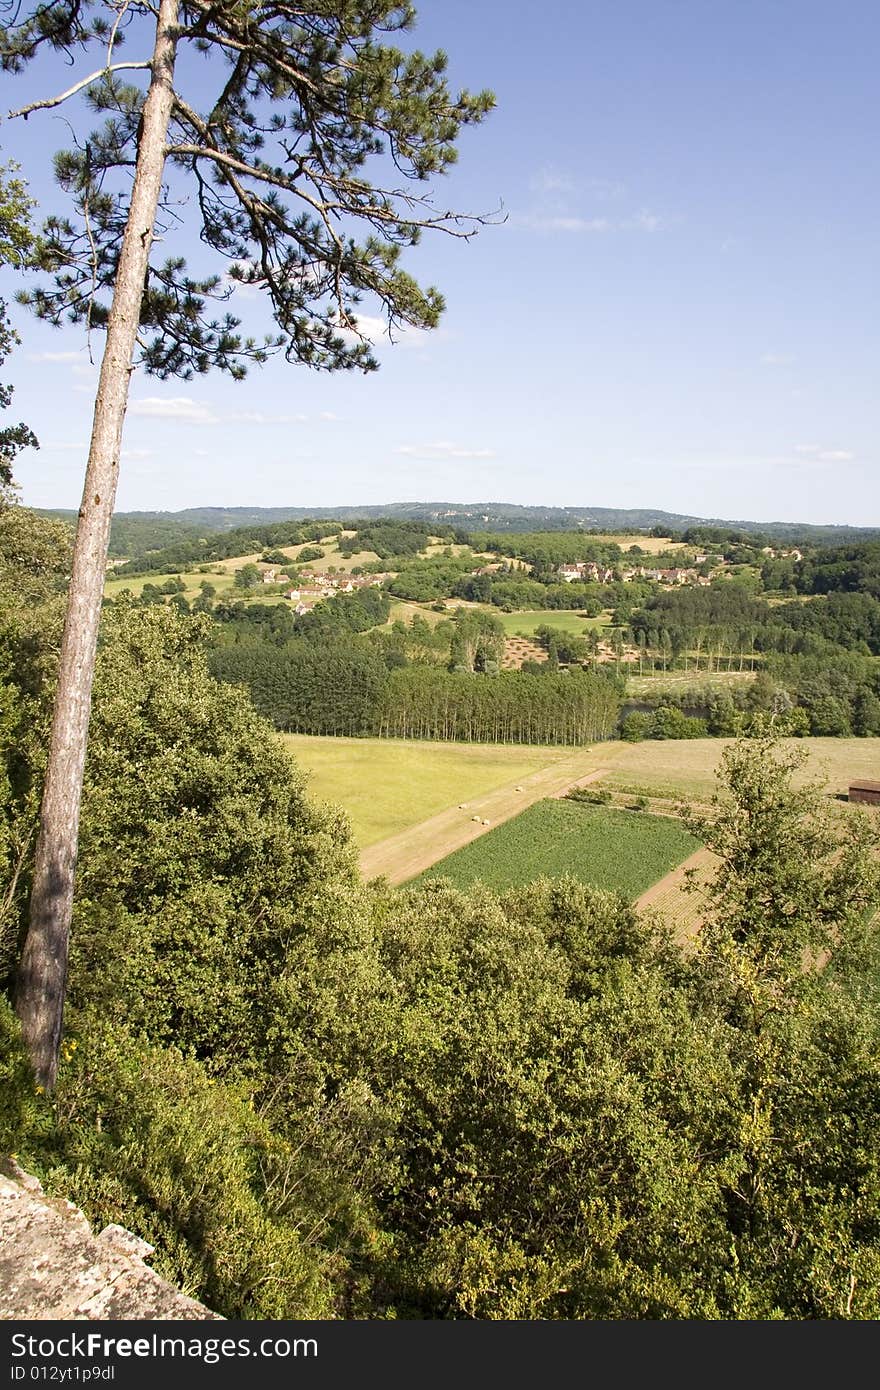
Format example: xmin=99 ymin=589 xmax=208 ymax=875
xmin=38 ymin=501 xmax=880 ymax=559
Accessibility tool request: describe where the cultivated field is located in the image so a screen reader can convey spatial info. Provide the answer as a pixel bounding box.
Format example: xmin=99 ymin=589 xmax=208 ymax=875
xmin=280 ymin=733 xmax=879 ymax=878
xmin=280 ymin=734 xmax=585 ymax=847
xmin=635 ymin=849 xmax=718 ymax=945
xmin=415 ymin=799 xmax=700 ymax=898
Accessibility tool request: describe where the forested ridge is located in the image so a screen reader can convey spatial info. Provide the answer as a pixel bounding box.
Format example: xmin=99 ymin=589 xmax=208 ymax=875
xmin=38 ymin=503 xmax=880 ymax=559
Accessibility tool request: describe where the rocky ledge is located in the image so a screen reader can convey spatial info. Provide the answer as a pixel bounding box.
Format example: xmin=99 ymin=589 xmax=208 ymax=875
xmin=0 ymin=1160 xmax=219 ymax=1320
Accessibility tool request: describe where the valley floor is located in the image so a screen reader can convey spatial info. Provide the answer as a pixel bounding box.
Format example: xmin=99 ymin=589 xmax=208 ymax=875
xmin=281 ymin=733 xmax=880 ymax=896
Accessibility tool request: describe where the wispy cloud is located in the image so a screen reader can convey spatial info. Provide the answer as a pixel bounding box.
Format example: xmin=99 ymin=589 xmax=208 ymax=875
xmin=529 ymin=172 xmax=626 ymax=201
xmin=395 ymin=441 xmax=495 ymax=461
xmin=227 ymin=410 xmax=308 ymax=425
xmin=517 ymin=208 xmax=665 ymax=235
xmin=26 ymin=350 xmax=87 ymax=364
xmin=529 ymin=168 xmax=577 ymax=195
xmin=121 ymin=447 xmax=155 ymax=460
xmin=589 ymin=178 xmax=626 ymax=201
xmin=129 ymin=396 xmax=317 ymax=427
xmin=760 ymin=353 xmax=795 ymax=367
xmin=337 ymin=313 xmax=430 ymax=351
xmin=523 ymin=215 xmax=610 ymax=233
xmin=793 ymin=444 xmax=855 ymax=463
xmin=621 ymin=209 xmax=664 ymax=233
xmin=130 ymin=397 xmax=219 ymax=424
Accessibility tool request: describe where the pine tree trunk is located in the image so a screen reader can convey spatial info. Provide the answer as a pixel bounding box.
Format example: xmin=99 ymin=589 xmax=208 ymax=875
xmin=15 ymin=0 xmax=180 ymax=1089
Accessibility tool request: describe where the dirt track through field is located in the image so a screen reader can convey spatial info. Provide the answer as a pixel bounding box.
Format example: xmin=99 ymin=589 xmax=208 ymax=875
xmin=359 ymin=758 xmax=610 ymax=885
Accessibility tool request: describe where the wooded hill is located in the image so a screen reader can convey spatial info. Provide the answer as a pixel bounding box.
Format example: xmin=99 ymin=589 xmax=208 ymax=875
xmin=38 ymin=502 xmax=880 ymax=561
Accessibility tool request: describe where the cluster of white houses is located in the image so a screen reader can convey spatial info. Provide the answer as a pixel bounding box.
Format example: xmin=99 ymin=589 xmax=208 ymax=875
xmin=280 ymin=569 xmax=389 ymax=614
xmin=556 ymin=561 xmax=713 ymax=587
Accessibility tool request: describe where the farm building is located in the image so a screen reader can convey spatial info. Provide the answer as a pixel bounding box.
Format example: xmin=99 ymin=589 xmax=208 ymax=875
xmin=849 ymin=781 xmax=880 ymax=806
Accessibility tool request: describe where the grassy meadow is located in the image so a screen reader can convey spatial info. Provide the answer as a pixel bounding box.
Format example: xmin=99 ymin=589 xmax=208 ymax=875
xmin=280 ymin=734 xmax=582 ymax=846
xmin=496 ymin=608 xmax=611 ymax=637
xmin=624 ymin=670 xmax=757 ymax=697
xmin=415 ymin=799 xmax=701 ymax=897
xmin=602 ymin=736 xmax=880 ymax=803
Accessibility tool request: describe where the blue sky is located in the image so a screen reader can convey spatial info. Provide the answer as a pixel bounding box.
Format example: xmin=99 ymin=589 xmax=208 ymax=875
xmin=1 ymin=0 xmax=877 ymax=524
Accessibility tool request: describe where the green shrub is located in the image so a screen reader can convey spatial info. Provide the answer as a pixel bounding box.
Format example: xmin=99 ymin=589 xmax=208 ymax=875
xmin=22 ymin=1022 xmax=339 ymax=1317
xmin=0 ymin=995 xmax=40 ymax=1156
xmin=566 ymin=785 xmax=611 ymax=805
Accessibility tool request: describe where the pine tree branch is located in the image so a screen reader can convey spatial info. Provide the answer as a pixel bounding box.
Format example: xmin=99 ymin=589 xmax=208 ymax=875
xmin=8 ymin=62 xmax=152 ymax=119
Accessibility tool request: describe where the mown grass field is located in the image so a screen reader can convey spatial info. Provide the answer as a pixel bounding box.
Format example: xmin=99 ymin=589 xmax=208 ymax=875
xmin=280 ymin=734 xmax=582 ymax=847
xmin=496 ymin=608 xmax=611 ymax=637
xmin=602 ymin=736 xmax=880 ymax=802
xmin=386 ymin=600 xmax=449 ymax=627
xmin=415 ymin=799 xmax=701 ymax=897
xmin=105 ymin=567 xmax=240 ymax=600
xmin=624 ymin=670 xmax=756 ymax=697
xmin=587 ymin=533 xmax=681 ymax=553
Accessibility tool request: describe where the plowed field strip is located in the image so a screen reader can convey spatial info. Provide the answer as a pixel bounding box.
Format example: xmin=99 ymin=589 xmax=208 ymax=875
xmin=635 ymin=848 xmax=718 ymax=944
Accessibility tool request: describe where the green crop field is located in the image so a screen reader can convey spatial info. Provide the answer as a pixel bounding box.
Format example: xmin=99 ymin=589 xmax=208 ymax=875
xmin=415 ymin=799 xmax=700 ymax=897
xmin=280 ymin=734 xmax=579 ymax=846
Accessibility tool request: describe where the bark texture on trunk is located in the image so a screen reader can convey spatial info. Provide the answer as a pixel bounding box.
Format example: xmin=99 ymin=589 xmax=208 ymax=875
xmin=15 ymin=0 xmax=181 ymax=1089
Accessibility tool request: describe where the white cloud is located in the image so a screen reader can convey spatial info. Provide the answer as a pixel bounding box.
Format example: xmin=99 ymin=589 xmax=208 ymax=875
xmin=760 ymin=353 xmax=794 ymax=366
xmin=794 ymin=444 xmax=820 ymax=455
xmin=26 ymin=350 xmax=87 ymax=364
xmin=121 ymin=448 xmax=154 ymax=460
xmin=395 ymin=441 xmax=496 ymax=461
xmin=130 ymin=396 xmax=219 ymax=424
xmin=819 ymin=449 xmax=855 ymax=462
xmin=337 ymin=314 xmax=430 ymax=351
xmin=622 ymin=209 xmax=664 ymax=232
xmin=530 ymin=168 xmax=576 ymax=195
xmin=226 ymin=410 xmax=308 ymax=425
xmin=43 ymin=441 xmax=88 ymax=452
xmin=522 ymin=214 xmax=610 ymax=233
